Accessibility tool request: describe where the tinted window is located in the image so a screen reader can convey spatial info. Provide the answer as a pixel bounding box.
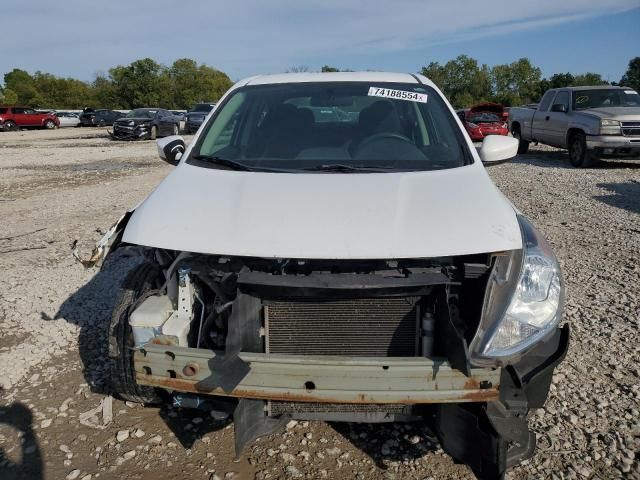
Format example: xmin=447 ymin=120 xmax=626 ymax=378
xmin=190 ymin=82 xmax=471 ymax=173
xmin=538 ymin=91 xmax=556 ymax=112
xmin=0 ymin=108 xmax=7 ymax=114
xmin=553 ymin=91 xmax=569 ymax=110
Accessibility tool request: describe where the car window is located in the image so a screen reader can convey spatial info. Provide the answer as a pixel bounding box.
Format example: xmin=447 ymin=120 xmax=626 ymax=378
xmin=0 ymin=108 xmax=8 ymax=114
xmin=538 ymin=91 xmax=556 ymax=112
xmin=191 ymin=82 xmax=470 ymax=173
xmin=553 ymin=91 xmax=569 ymax=110
xmin=573 ymin=89 xmax=640 ymax=110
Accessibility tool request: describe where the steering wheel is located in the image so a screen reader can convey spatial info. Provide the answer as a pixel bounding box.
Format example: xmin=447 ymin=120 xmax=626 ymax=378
xmin=356 ymin=132 xmax=412 ymax=150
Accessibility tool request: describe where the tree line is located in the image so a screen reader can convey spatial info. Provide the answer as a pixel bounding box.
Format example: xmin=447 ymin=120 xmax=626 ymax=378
xmin=1 ymin=56 xmax=638 ymax=110
xmin=0 ymin=58 xmax=233 ymax=110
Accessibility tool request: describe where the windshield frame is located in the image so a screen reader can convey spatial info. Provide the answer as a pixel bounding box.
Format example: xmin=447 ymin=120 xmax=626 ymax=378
xmin=186 ymin=81 xmax=474 ymax=173
xmin=126 ymin=109 xmax=156 ymax=119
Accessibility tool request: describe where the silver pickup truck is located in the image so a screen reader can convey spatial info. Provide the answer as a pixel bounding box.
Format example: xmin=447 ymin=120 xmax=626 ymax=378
xmin=509 ymin=86 xmax=640 ymax=167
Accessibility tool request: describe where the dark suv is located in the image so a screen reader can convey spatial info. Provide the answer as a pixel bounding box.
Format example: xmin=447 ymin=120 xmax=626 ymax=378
xmin=184 ymin=102 xmax=216 ymax=133
xmin=78 ymin=109 xmax=124 ymax=127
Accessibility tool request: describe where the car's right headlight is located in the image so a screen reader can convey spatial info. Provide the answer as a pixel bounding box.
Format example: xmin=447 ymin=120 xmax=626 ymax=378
xmin=470 ymin=216 xmax=564 ymax=365
xmin=600 ymin=119 xmax=622 ymax=136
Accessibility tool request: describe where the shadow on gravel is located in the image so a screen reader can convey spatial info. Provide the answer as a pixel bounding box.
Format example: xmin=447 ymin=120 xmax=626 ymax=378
xmin=330 ymin=421 xmax=438 ymax=468
xmin=52 ymin=251 xmax=143 ymax=394
xmin=595 ymin=181 xmax=640 ymax=215
xmin=0 ymin=397 xmax=43 ymax=480
xmin=515 ymin=151 xmax=640 ymax=170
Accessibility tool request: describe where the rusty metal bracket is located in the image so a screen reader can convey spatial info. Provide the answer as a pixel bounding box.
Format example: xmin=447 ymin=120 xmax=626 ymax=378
xmin=135 ymin=344 xmax=501 ymax=404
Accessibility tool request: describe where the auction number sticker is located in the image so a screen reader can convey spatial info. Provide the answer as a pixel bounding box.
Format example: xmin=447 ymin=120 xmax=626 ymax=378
xmin=368 ymin=87 xmax=428 ymax=103
xmin=624 ymin=90 xmax=638 ymax=95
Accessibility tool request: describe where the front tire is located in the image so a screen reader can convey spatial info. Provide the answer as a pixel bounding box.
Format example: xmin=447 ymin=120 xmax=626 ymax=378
xmin=3 ymin=120 xmax=17 ymax=131
xmin=512 ymin=126 xmax=529 ymax=154
xmin=43 ymin=120 xmax=56 ymax=129
xmin=150 ymin=125 xmax=157 ymax=140
xmin=108 ymin=262 xmax=163 ymax=404
xmin=568 ymin=132 xmax=596 ymax=168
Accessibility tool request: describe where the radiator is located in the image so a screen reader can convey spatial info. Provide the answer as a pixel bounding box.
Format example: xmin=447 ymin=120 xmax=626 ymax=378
xmin=264 ymin=297 xmax=419 ymax=357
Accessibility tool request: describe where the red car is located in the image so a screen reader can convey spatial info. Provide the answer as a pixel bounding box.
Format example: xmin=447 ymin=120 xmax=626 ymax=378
xmin=460 ymin=103 xmax=509 ymax=142
xmin=0 ymin=106 xmax=60 ymax=131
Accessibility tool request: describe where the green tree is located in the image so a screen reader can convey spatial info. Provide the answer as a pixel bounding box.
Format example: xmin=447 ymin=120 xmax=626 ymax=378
xmin=0 ymin=87 xmax=18 ymax=104
xmin=619 ymin=57 xmax=640 ymax=91
xmin=321 ymin=65 xmax=340 ymax=72
xmin=572 ymin=72 xmax=608 ymax=86
xmin=109 ymin=58 xmax=165 ymax=109
xmin=420 ymin=55 xmax=492 ymax=108
xmin=491 ymin=58 xmax=542 ymax=105
xmin=3 ymin=69 xmax=40 ymax=105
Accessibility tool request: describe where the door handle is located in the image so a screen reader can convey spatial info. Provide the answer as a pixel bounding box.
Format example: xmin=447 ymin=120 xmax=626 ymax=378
xmin=545 ymin=116 xmax=550 ymax=121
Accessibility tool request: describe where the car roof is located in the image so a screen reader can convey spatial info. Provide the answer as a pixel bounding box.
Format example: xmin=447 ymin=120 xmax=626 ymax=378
xmin=555 ymin=86 xmax=633 ymax=91
xmin=240 ymin=71 xmax=435 ymax=88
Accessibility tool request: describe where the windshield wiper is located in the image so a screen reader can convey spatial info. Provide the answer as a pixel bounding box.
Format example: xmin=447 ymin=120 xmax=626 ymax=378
xmin=191 ymin=155 xmax=255 ymax=171
xmin=303 ymin=163 xmax=397 ymax=173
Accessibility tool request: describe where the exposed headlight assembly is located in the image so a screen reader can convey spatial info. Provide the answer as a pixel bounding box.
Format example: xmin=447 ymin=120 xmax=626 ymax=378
xmin=600 ymin=119 xmax=621 ymax=136
xmin=470 ymin=216 xmax=564 ymax=365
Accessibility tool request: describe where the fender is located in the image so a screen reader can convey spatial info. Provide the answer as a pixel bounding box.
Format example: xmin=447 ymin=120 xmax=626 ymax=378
xmin=72 ymin=210 xmax=135 ymax=268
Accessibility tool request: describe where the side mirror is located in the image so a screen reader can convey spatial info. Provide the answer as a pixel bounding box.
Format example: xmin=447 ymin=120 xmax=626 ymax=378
xmin=477 ymin=135 xmax=519 ymax=165
xmin=551 ymin=103 xmax=567 ymax=113
xmin=156 ymin=135 xmax=185 ymax=166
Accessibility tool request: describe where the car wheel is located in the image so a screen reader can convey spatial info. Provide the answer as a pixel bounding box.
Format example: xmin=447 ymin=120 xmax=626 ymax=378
xmin=150 ymin=125 xmax=157 ymax=140
xmin=98 ymin=119 xmax=106 ymax=127
xmin=568 ymin=132 xmax=596 ymax=168
xmin=3 ymin=120 xmax=18 ymax=132
xmin=43 ymin=120 xmax=56 ymax=129
xmin=108 ymin=262 xmax=163 ymax=404
xmin=172 ymin=124 xmax=179 ymax=136
xmin=512 ymin=126 xmax=529 ymax=154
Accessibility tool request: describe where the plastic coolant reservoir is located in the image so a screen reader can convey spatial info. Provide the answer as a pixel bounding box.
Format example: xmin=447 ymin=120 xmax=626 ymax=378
xmin=129 ymin=295 xmax=175 ymax=347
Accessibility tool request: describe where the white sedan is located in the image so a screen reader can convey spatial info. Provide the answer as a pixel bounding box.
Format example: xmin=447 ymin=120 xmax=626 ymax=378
xmin=55 ymin=111 xmax=80 ymax=128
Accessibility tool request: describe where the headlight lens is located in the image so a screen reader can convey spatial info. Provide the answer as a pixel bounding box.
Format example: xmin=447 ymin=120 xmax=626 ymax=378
xmin=600 ymin=119 xmax=621 ymax=136
xmin=471 ymin=216 xmax=563 ymax=363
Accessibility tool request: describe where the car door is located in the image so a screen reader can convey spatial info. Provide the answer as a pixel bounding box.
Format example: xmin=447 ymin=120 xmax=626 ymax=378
xmin=545 ymin=90 xmax=571 ymax=148
xmin=11 ymin=107 xmax=30 ymax=126
xmin=158 ymin=110 xmax=173 ymax=135
xmin=531 ymin=90 xmax=556 ymax=144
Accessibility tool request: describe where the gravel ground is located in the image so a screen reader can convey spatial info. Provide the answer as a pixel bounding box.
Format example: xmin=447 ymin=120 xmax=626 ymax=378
xmin=0 ymin=129 xmax=638 ymax=480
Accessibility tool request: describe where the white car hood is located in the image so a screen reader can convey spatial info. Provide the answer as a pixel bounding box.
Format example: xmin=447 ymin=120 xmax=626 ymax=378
xmin=123 ymin=162 xmax=522 ymax=259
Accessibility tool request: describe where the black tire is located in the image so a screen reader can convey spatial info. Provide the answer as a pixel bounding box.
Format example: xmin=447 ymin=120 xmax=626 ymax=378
xmin=568 ymin=132 xmax=596 ymax=168
xmin=98 ymin=119 xmax=106 ymax=127
xmin=108 ymin=262 xmax=163 ymax=404
xmin=3 ymin=120 xmax=17 ymax=132
xmin=512 ymin=126 xmax=529 ymax=154
xmin=150 ymin=125 xmax=157 ymax=140
xmin=43 ymin=119 xmax=56 ymax=129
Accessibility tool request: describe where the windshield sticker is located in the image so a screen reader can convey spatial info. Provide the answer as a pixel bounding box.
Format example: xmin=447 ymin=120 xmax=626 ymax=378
xmin=624 ymin=90 xmax=638 ymax=95
xmin=368 ymin=87 xmax=428 ymax=103
xmin=575 ymin=96 xmax=588 ymax=104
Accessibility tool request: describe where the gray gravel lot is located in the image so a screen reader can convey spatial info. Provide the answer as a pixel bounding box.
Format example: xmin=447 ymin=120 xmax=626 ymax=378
xmin=0 ymin=129 xmax=638 ymax=480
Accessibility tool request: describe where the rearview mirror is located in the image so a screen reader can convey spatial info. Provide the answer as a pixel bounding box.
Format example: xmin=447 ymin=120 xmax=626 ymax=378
xmin=551 ymin=103 xmax=567 ymax=113
xmin=477 ymin=135 xmax=519 ymax=165
xmin=156 ymin=135 xmax=185 ymax=166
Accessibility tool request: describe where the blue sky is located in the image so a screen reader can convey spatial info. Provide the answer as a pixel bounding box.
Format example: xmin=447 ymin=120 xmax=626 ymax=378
xmin=1 ymin=0 xmax=638 ymax=84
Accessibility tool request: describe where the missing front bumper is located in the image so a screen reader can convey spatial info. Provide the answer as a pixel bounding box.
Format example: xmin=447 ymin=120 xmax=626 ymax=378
xmin=134 ymin=345 xmax=501 ymax=404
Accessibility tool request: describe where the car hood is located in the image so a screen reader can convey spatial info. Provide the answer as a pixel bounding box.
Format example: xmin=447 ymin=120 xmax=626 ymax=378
xmin=116 ymin=117 xmax=152 ymax=124
xmin=123 ymin=163 xmax=522 ymax=259
xmin=581 ymin=107 xmax=640 ymax=121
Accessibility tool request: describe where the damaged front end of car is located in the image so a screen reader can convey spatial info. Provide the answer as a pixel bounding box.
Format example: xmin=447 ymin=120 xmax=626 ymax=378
xmin=109 ymin=122 xmax=153 ymax=141
xmin=74 ymin=213 xmax=569 ymax=480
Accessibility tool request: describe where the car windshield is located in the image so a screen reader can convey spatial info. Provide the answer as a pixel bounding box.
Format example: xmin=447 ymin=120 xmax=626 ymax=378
xmin=126 ymin=109 xmax=156 ymax=118
xmin=190 ymin=82 xmax=469 ymax=172
xmin=192 ymin=104 xmax=214 ymax=113
xmin=469 ymin=112 xmax=501 ymax=123
xmin=573 ymin=89 xmax=640 ymax=110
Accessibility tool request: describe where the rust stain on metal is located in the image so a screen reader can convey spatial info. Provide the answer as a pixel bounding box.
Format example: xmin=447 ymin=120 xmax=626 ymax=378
xmin=137 ymin=374 xmax=500 ymax=405
xmin=463 ymin=377 xmax=481 ymax=389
